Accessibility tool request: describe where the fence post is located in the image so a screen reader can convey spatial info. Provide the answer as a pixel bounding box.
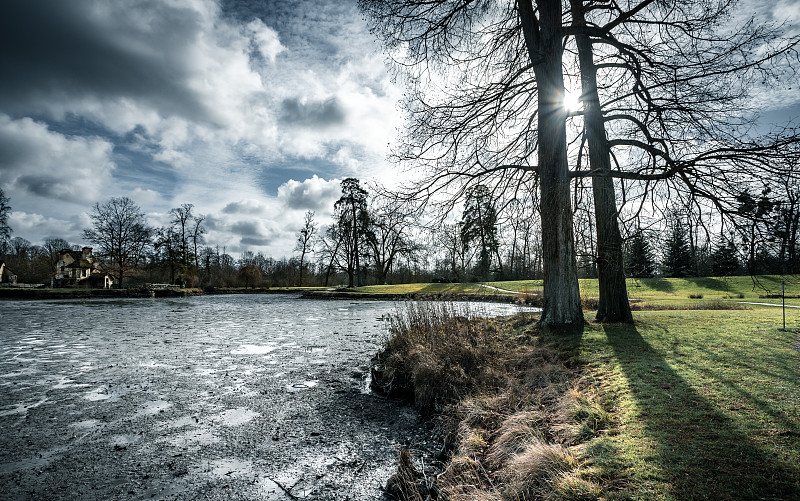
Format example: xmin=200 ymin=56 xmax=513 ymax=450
xmin=782 ymin=281 xmax=786 ymax=331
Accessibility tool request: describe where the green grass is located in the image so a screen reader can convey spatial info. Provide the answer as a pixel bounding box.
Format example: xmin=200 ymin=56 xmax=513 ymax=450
xmin=349 ymin=281 xmax=504 ymax=295
xmin=349 ymin=275 xmax=800 ymax=308
xmin=577 ymin=309 xmax=800 ymax=500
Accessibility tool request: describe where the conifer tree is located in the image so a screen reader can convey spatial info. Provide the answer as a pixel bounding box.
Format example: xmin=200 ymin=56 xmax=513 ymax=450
xmin=712 ymin=239 xmax=741 ymax=277
xmin=625 ymin=232 xmax=655 ymax=278
xmin=662 ymin=224 xmax=694 ymax=278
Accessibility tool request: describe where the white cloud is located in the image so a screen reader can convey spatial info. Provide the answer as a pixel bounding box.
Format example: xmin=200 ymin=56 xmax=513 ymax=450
xmin=0 ymin=114 xmax=115 ymax=204
xmin=8 ymin=211 xmax=80 ymax=244
xmin=277 ymin=175 xmax=341 ymax=212
xmin=246 ymin=19 xmax=286 ymax=63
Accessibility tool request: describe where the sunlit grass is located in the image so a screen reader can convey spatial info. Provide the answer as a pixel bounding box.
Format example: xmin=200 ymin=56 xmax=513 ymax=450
xmin=349 ymin=275 xmax=800 ymax=309
xmin=580 ymin=309 xmax=800 ymax=499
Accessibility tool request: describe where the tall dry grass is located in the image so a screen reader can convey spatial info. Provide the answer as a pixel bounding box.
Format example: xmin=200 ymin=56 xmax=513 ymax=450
xmin=371 ymin=302 xmax=518 ymax=415
xmin=375 ymin=303 xmax=611 ymax=500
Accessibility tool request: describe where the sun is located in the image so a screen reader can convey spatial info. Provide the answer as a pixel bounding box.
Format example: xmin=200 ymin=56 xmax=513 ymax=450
xmin=563 ymin=88 xmax=582 ymax=112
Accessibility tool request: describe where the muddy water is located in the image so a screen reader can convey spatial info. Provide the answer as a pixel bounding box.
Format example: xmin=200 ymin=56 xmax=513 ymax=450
xmin=0 ymin=295 xmax=527 ymax=500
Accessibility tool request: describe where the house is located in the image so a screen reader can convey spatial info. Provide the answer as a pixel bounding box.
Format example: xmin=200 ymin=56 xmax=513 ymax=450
xmin=0 ymin=260 xmax=17 ymax=285
xmin=52 ymin=247 xmax=113 ymax=288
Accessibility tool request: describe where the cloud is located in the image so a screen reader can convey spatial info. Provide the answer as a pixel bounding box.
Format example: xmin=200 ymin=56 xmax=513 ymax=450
xmin=8 ymin=211 xmax=79 ymax=243
xmin=279 ymin=97 xmax=346 ymax=128
xmin=0 ymin=0 xmax=405 ymax=258
xmin=222 ymin=200 xmax=270 ymax=215
xmin=277 ymin=175 xmax=341 ymax=211
xmin=246 ymin=19 xmax=285 ymax=63
xmin=0 ymin=114 xmax=115 ymax=204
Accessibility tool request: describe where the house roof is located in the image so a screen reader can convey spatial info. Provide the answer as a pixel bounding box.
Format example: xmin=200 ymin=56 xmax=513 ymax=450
xmin=64 ymin=259 xmax=94 ymax=268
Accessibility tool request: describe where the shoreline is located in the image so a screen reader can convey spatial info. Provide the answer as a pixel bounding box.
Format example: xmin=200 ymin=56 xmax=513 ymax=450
xmin=0 ymin=286 xmax=540 ymax=305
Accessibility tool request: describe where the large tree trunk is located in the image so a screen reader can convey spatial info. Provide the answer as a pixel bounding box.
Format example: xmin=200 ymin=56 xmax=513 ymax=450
xmin=521 ymin=0 xmax=583 ymax=328
xmin=571 ymin=0 xmax=633 ymax=323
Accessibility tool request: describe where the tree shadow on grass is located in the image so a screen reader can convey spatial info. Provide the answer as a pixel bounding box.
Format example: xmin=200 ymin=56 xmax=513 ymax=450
xmin=603 ymin=323 xmax=800 ymax=500
xmin=685 ymin=277 xmax=730 ymax=292
xmin=638 ymin=277 xmax=675 ymax=294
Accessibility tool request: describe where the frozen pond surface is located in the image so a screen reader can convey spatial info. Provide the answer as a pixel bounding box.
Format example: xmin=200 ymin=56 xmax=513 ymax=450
xmin=0 ymin=294 xmax=528 ymax=500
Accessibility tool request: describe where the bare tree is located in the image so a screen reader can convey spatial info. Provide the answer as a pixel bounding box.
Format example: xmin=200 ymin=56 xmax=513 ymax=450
xmin=0 ymin=188 xmax=11 ymax=254
xmin=83 ymin=197 xmax=151 ymax=288
xmin=42 ymin=237 xmax=71 ymax=275
xmin=567 ymin=0 xmax=799 ymax=294
xmin=191 ymin=214 xmax=206 ymax=273
xmin=294 ymin=211 xmax=317 ymax=286
xmin=363 ymin=0 xmax=799 ymax=326
xmin=169 ymin=204 xmax=193 ymax=270
xmin=361 ymin=0 xmax=583 ymax=327
xmin=367 ymin=198 xmax=419 ymax=284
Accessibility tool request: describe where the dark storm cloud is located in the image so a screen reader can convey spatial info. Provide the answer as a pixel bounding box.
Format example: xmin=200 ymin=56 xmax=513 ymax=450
xmin=0 ymin=1 xmax=213 ymax=121
xmin=279 ymin=97 xmax=346 ymax=128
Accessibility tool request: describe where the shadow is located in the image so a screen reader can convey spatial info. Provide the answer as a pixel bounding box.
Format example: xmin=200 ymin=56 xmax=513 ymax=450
xmin=685 ymin=277 xmax=729 ymax=292
xmin=603 ymin=323 xmax=800 ymax=500
xmin=638 ymin=277 xmax=675 ymax=293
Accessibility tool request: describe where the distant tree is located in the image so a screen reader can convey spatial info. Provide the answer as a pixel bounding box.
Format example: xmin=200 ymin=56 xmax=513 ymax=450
xmin=772 ymin=160 xmax=800 ymax=274
xmin=0 ymin=188 xmax=10 ymax=254
xmin=42 ymin=237 xmax=71 ymax=275
xmin=153 ymin=226 xmax=181 ymax=285
xmin=169 ymin=204 xmax=193 ymax=270
xmin=460 ymin=185 xmax=501 ymax=281
xmin=83 ymin=197 xmax=152 ymax=288
xmin=711 ymin=239 xmax=741 ymax=277
xmin=625 ymin=232 xmax=655 ymax=278
xmin=190 ymin=214 xmax=205 ymax=274
xmin=333 ymin=178 xmax=370 ymax=287
xmin=8 ymin=236 xmax=31 ymax=258
xmin=662 ymin=223 xmax=694 ymax=278
xmin=366 ymin=198 xmax=419 ymax=284
xmin=736 ymin=189 xmax=775 ymax=275
xmin=435 ymin=223 xmax=472 ymax=282
xmin=237 ymin=263 xmax=262 ymax=289
xmin=294 ymin=211 xmax=316 ymax=286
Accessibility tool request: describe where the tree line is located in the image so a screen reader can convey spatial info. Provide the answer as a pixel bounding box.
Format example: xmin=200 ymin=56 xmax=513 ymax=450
xmin=1 ymin=178 xmax=797 ymax=289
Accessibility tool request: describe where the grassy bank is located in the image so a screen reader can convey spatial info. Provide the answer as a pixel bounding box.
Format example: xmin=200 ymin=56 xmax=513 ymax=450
xmin=375 ymin=305 xmax=800 ymax=500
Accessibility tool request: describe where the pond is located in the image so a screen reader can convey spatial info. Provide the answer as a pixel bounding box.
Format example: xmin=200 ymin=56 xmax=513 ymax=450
xmin=0 ymin=294 xmax=529 ymax=500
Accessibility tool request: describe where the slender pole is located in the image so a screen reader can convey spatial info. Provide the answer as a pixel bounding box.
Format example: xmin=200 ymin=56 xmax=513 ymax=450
xmin=782 ymin=280 xmax=786 ymax=331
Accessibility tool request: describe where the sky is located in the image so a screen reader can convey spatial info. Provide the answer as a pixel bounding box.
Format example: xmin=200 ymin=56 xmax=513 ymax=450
xmin=0 ymin=0 xmax=403 ymax=257
xmin=1 ymin=0 xmax=799 ymax=259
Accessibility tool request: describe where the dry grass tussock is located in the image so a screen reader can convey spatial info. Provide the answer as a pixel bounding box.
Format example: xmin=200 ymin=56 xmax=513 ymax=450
xmin=375 ymin=303 xmax=611 ymax=500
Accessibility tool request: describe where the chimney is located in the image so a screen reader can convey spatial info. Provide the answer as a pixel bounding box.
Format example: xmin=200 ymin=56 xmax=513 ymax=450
xmin=82 ymin=247 xmax=92 ymax=260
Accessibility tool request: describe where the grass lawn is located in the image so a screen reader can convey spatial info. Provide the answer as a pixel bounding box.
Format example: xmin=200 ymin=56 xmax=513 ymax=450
xmin=350 ymin=275 xmax=800 ymax=308
xmin=576 ymin=308 xmax=800 ymax=499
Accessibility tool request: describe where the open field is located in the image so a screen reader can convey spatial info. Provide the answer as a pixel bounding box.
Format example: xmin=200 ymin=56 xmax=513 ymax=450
xmin=346 ymin=275 xmax=800 ymax=308
xmin=375 ymin=303 xmax=800 ymax=500
xmin=578 ymin=308 xmax=800 ymax=499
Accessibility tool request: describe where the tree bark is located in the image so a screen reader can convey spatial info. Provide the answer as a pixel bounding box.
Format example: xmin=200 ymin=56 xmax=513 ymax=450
xmin=521 ymin=0 xmax=583 ymax=328
xmin=571 ymin=0 xmax=633 ymax=323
